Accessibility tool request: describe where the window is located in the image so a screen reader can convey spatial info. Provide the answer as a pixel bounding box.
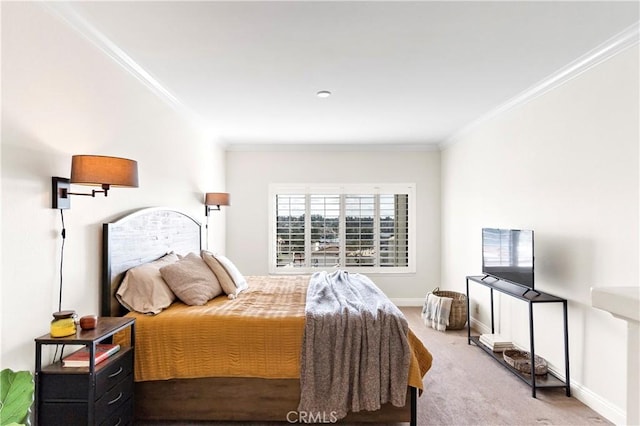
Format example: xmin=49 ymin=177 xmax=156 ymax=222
xmin=270 ymin=184 xmax=415 ymax=274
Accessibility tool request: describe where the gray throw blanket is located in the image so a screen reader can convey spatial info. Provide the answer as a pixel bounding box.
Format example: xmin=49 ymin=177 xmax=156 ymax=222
xmin=298 ymin=270 xmax=410 ymax=420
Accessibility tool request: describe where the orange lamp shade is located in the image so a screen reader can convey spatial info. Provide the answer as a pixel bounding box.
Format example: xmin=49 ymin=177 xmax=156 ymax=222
xmin=205 ymin=192 xmax=230 ymax=207
xmin=70 ymin=155 xmax=139 ymax=188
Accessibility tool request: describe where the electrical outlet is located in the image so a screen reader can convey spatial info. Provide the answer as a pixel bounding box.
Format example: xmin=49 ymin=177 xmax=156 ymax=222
xmin=475 ymin=303 xmax=480 ymax=314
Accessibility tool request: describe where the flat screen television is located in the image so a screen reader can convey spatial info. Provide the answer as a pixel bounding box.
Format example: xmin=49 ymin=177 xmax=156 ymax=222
xmin=482 ymin=228 xmax=534 ymax=290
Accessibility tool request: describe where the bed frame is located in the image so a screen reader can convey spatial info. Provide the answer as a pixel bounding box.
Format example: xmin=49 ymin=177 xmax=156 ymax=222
xmin=101 ymin=207 xmax=417 ymax=424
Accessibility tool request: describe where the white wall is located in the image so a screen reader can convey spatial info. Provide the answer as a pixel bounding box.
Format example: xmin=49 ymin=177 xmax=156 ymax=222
xmin=1 ymin=3 xmax=225 ymax=370
xmin=441 ymin=46 xmax=639 ymax=423
xmin=226 ymin=148 xmax=441 ymax=302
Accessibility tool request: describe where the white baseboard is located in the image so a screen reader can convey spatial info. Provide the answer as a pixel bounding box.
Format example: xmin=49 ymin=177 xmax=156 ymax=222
xmin=471 ymin=317 xmax=625 ymax=425
xmin=567 ymin=380 xmax=625 ymax=425
xmin=469 ymin=316 xmax=492 ymax=335
xmin=391 ymin=298 xmax=425 ymax=307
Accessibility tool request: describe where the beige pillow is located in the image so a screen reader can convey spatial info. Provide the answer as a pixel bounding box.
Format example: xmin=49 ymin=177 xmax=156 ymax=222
xmin=201 ymin=250 xmax=248 ymax=299
xmin=116 ymin=252 xmax=179 ymax=314
xmin=160 ymin=252 xmax=222 ymax=305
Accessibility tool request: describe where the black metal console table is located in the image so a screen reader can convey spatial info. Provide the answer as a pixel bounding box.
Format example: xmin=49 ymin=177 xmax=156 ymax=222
xmin=466 ymin=275 xmax=570 ymax=398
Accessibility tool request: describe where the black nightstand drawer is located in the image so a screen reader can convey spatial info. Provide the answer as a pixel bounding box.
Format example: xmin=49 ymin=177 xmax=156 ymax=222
xmin=38 ymin=401 xmax=88 ymax=426
xmin=95 ymin=374 xmax=133 ymax=424
xmin=39 ymin=373 xmax=90 ymax=400
xmin=96 ymin=349 xmax=133 ymax=396
xmin=100 ymin=396 xmax=133 ymax=426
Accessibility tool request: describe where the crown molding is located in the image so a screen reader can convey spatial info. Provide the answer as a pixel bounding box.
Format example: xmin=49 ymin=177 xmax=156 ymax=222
xmin=441 ymin=21 xmax=640 ymax=149
xmin=225 ymin=143 xmax=440 ymax=152
xmin=39 ymin=2 xmax=210 ymax=134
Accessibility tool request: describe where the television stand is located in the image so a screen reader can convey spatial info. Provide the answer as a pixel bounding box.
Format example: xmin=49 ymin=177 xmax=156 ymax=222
xmin=465 ymin=275 xmax=570 ymax=398
xmin=522 ymin=288 xmax=541 ymax=297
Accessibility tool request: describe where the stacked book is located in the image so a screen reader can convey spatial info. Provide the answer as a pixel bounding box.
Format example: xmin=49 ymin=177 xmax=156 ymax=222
xmin=62 ymin=343 xmax=120 ymax=367
xmin=479 ymin=334 xmax=513 ymax=352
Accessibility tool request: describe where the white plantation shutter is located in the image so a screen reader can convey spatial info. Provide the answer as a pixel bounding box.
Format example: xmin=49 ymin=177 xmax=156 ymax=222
xmin=345 ymin=195 xmax=376 ymax=267
xmin=270 ymin=184 xmax=415 ymax=274
xmin=309 ymin=194 xmax=341 ymax=268
xmin=380 ymin=194 xmax=409 ymax=267
xmin=275 ymin=194 xmax=306 ymax=268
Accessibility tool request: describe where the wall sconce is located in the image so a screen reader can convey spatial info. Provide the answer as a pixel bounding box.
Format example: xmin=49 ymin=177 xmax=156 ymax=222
xmin=204 ymin=192 xmax=230 ymax=216
xmin=204 ymin=192 xmax=230 ymax=250
xmin=49 ymin=155 xmax=138 ymax=338
xmin=52 ymin=155 xmax=139 ymax=209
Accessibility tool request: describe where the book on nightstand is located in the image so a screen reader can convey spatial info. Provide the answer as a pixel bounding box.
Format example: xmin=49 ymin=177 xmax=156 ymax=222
xmin=62 ymin=343 xmax=120 ymax=367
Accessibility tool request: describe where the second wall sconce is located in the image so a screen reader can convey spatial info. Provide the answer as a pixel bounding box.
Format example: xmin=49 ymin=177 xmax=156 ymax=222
xmin=204 ymin=192 xmax=230 ymax=216
xmin=204 ymin=192 xmax=230 ymax=250
xmin=52 ymin=155 xmax=139 ymax=209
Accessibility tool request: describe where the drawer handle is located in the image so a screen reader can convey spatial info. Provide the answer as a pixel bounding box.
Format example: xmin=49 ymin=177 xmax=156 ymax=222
xmin=108 ymin=392 xmax=123 ymax=406
xmin=108 ymin=366 xmax=123 ymax=378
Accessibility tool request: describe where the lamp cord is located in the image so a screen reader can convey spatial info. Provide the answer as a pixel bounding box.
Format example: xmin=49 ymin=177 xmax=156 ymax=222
xmin=206 ymin=215 xmax=210 ymax=251
xmin=58 ymin=209 xmax=66 ymax=312
xmin=52 ymin=210 xmax=68 ymax=364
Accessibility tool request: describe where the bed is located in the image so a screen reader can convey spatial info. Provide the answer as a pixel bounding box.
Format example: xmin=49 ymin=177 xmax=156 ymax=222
xmin=101 ymin=207 xmax=432 ymax=424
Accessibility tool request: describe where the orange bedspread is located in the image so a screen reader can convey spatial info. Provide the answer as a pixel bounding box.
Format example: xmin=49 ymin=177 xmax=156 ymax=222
xmin=114 ymin=275 xmax=432 ymax=390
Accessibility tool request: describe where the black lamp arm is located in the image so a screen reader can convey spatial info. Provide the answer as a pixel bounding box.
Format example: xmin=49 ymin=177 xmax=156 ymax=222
xmin=52 ymin=177 xmax=113 ymax=209
xmin=205 ymin=204 xmax=222 ymax=216
xmin=63 ymin=184 xmax=111 ymax=198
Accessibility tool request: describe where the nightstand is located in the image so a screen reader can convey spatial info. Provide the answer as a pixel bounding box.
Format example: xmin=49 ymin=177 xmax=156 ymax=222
xmin=34 ymin=317 xmax=135 ymax=425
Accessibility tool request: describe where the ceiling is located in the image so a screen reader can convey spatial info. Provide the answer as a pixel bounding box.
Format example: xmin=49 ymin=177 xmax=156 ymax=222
xmin=48 ymin=1 xmax=639 ymax=148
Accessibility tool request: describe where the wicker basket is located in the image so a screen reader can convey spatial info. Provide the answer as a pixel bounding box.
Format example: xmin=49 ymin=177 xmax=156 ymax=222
xmin=503 ymin=349 xmax=548 ymax=375
xmin=433 ymin=288 xmax=468 ymax=330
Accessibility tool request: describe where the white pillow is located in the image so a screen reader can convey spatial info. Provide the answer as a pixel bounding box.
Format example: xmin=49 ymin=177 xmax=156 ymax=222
xmin=213 ymin=253 xmax=248 ymax=292
xmin=201 ymin=251 xmax=247 ymax=299
xmin=201 ymin=251 xmax=237 ymax=297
